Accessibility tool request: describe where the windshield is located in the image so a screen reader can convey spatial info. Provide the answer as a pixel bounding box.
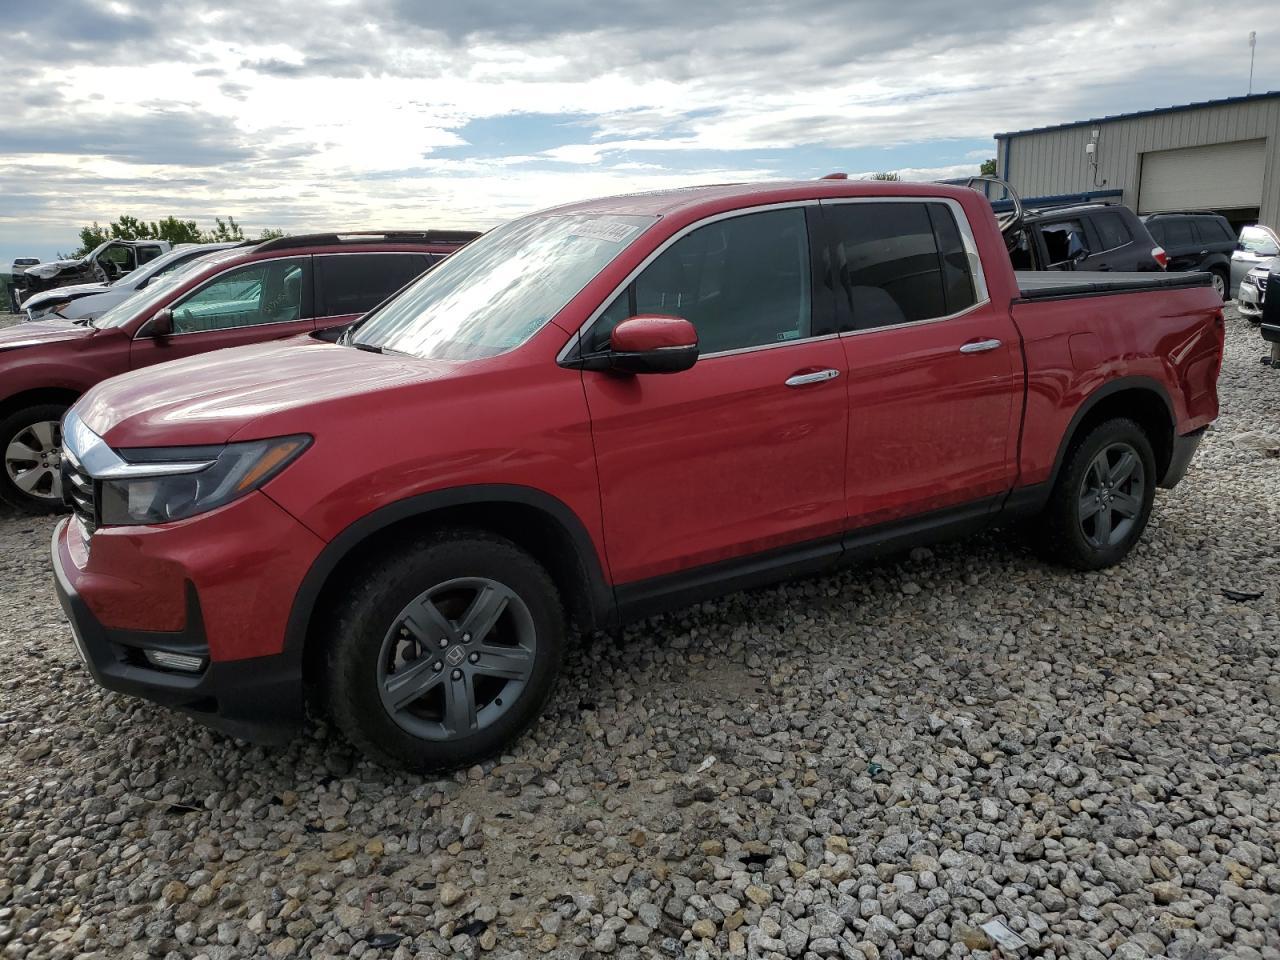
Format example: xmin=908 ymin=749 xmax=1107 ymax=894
xmin=94 ymin=269 xmax=191 ymax=329
xmin=1240 ymin=226 xmax=1279 ymax=255
xmin=351 ymin=213 xmax=655 ymax=360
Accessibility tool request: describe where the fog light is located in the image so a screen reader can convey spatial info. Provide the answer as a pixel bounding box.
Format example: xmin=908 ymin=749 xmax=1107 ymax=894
xmin=143 ymin=650 xmax=205 ymax=673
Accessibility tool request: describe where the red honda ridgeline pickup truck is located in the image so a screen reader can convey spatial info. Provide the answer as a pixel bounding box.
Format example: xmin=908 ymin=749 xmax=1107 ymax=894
xmin=52 ymin=181 xmax=1224 ymax=771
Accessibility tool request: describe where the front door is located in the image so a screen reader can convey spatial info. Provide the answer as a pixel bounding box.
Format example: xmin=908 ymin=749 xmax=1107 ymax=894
xmin=822 ymin=198 xmax=1022 ymax=528
xmin=130 ymin=257 xmax=314 ymax=369
xmin=579 ymin=206 xmax=849 ymax=585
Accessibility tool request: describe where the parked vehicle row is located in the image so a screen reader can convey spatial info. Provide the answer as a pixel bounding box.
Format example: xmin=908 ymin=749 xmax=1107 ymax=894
xmin=1230 ymin=224 xmax=1280 ymax=296
xmin=1006 ymin=201 xmax=1167 ymax=273
xmin=21 ymin=242 xmax=238 ymax=323
xmin=13 ymin=239 xmax=172 ymax=304
xmin=0 ymin=231 xmax=478 ymax=511
xmin=47 ymin=180 xmax=1225 ymax=772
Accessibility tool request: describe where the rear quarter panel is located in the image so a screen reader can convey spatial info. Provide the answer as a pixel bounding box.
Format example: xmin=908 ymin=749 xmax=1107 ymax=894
xmin=1011 ymin=285 xmax=1223 ymax=485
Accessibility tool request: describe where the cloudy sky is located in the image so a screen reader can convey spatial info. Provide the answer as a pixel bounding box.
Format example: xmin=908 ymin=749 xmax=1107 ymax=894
xmin=1 ymin=0 xmax=1272 ymax=262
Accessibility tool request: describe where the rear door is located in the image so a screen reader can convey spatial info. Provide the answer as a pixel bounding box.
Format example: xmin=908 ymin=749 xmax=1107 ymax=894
xmin=313 ymin=252 xmax=436 ymax=330
xmin=824 ymin=198 xmax=1022 ymax=527
xmin=579 ymin=205 xmax=849 ymax=585
xmin=130 ymin=256 xmax=314 ymax=369
xmin=1154 ymin=217 xmax=1199 ymax=271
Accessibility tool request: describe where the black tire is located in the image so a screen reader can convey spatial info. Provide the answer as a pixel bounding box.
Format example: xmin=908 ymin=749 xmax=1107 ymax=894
xmin=322 ymin=528 xmax=565 ymax=772
xmin=0 ymin=403 xmax=70 ymax=514
xmin=1033 ymin=418 xmax=1156 ymax=571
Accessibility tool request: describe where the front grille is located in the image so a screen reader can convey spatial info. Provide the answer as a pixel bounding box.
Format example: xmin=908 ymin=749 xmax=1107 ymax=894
xmin=1258 ymin=274 xmax=1268 ymax=292
xmin=62 ymin=456 xmax=97 ymax=533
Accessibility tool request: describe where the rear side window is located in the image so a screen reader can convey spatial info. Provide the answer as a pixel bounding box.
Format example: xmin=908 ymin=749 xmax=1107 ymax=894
xmin=316 ymin=253 xmax=435 ymax=317
xmin=1094 ymin=212 xmax=1133 ymax=250
xmin=828 ymin=201 xmax=977 ymax=330
xmin=588 ymin=207 xmax=813 ymax=355
xmin=1194 ymin=218 xmax=1234 ymax=244
xmin=1159 ymin=219 xmax=1195 ymax=247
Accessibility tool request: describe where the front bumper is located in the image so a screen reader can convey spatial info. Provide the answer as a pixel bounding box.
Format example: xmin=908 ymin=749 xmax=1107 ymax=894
xmin=1238 ymin=281 xmax=1264 ymax=317
xmin=50 ymin=500 xmax=321 ymax=744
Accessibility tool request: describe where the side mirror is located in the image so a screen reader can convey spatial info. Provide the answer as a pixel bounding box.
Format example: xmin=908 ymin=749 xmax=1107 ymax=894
xmin=147 ymin=307 xmax=174 ymax=337
xmin=1067 ymin=231 xmax=1089 ymax=264
xmin=580 ymin=315 xmax=699 ymax=374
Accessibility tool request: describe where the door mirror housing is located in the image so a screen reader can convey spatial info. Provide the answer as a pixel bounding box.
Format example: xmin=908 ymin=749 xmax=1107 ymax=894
xmin=146 ymin=307 xmax=174 ymax=337
xmin=576 ymin=315 xmax=699 ymax=374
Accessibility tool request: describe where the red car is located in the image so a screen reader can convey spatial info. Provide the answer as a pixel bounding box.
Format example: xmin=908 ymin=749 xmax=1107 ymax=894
xmin=0 ymin=231 xmax=479 ymax=512
xmin=52 ymin=182 xmax=1224 ymax=771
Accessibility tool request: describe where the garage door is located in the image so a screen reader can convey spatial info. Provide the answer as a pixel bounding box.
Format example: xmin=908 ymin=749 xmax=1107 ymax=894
xmin=1138 ymin=139 xmax=1265 ymax=213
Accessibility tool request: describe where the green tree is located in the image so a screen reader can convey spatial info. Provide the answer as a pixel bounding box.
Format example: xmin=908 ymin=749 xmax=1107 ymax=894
xmin=867 ymin=171 xmax=901 ymax=181
xmin=74 ymin=215 xmax=284 ymax=256
xmin=980 ymin=158 xmax=997 ymax=177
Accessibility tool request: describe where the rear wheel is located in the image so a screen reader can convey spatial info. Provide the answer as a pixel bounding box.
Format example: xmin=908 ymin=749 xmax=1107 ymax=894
xmin=323 ymin=530 xmax=565 ymax=772
xmin=1209 ymin=268 xmax=1228 ymax=301
xmin=1034 ymin=418 xmax=1156 ymax=570
xmin=0 ymin=404 xmax=69 ymax=513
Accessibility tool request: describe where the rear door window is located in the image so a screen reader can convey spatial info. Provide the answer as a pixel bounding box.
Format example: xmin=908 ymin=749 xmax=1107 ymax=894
xmin=1159 ymin=219 xmax=1195 ymax=248
xmin=1094 ymin=212 xmax=1133 ymax=251
xmin=316 ymin=253 xmax=435 ymax=317
xmin=826 ymin=201 xmax=978 ymax=330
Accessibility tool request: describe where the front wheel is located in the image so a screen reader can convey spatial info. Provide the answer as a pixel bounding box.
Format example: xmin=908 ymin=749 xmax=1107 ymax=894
xmin=323 ymin=529 xmax=565 ymax=772
xmin=1034 ymin=418 xmax=1156 ymax=570
xmin=0 ymin=404 xmax=70 ymax=513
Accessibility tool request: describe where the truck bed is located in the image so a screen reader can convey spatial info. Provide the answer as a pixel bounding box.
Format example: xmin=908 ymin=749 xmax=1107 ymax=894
xmin=1015 ymin=270 xmax=1212 ymax=301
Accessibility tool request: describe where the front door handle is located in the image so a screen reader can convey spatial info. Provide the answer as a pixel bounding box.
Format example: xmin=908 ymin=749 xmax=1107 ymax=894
xmin=959 ymin=339 xmax=1002 ymax=354
xmin=785 ymin=368 xmax=841 ymax=387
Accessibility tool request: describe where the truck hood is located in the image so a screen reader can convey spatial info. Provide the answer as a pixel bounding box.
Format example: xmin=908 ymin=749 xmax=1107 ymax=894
xmin=77 ymin=336 xmax=457 ymax=448
xmin=0 ymin=319 xmax=93 ymax=351
xmin=25 ymin=258 xmax=83 ymax=279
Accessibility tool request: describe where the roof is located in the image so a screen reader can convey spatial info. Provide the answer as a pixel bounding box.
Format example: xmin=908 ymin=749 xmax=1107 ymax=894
xmin=538 ymin=178 xmax=976 ymax=219
xmin=995 ymin=90 xmax=1280 ymax=139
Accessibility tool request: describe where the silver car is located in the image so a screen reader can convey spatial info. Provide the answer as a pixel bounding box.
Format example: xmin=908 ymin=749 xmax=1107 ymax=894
xmin=21 ymin=242 xmax=236 ymax=322
xmin=1230 ymin=224 xmax=1280 ymax=296
xmin=1238 ymin=262 xmax=1270 ymax=321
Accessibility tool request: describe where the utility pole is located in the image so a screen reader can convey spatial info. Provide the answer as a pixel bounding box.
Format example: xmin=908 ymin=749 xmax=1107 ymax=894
xmin=1249 ymin=32 xmax=1256 ymax=95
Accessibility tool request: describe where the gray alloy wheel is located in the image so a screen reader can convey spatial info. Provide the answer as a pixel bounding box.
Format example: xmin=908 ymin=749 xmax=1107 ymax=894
xmin=1078 ymin=442 xmax=1145 ymax=549
xmin=1210 ymin=270 xmax=1227 ymax=300
xmin=4 ymin=420 xmax=63 ymax=502
xmin=376 ymin=577 xmax=537 ymax=741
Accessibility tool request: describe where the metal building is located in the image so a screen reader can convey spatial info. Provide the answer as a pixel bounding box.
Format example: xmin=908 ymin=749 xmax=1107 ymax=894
xmin=994 ymin=91 xmax=1280 ymax=232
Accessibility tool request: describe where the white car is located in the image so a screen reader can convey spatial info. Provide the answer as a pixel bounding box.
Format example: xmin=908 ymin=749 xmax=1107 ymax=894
xmin=21 ymin=243 xmax=237 ymax=322
xmin=1230 ymin=224 xmax=1280 ymax=297
xmin=1238 ymin=261 xmax=1273 ymax=321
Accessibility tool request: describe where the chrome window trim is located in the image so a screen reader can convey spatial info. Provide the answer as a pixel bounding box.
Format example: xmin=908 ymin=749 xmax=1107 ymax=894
xmin=554 ymin=200 xmax=819 ymax=364
xmin=837 ymin=299 xmax=989 ymax=338
xmin=62 ymin=411 xmax=215 ymax=480
xmin=131 ymin=254 xmax=312 ymax=341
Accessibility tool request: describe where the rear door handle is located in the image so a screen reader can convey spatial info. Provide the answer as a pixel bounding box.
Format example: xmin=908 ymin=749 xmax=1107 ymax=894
xmin=785 ymin=368 xmax=841 ymax=387
xmin=959 ymin=339 xmax=1002 ymax=354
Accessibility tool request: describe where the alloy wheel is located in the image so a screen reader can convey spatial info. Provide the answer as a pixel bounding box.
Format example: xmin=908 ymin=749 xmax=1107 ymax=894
xmin=1078 ymin=442 xmax=1144 ymax=549
xmin=4 ymin=420 xmax=63 ymax=501
xmin=1211 ymin=272 xmax=1226 ymax=300
xmin=376 ymin=577 xmax=537 ymax=741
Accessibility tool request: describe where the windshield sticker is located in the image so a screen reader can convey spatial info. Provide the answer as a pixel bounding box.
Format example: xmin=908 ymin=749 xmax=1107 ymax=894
xmin=569 ymin=220 xmax=641 ymax=244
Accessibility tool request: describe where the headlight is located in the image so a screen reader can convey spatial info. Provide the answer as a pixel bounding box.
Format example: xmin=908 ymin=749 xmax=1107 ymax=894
xmin=28 ymin=301 xmax=69 ymax=321
xmin=98 ymin=435 xmax=310 ymax=526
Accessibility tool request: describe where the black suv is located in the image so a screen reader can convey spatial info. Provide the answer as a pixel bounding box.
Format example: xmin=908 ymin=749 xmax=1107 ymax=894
xmin=1141 ymin=212 xmax=1235 ymax=300
xmin=1007 ymin=203 xmax=1166 ymax=274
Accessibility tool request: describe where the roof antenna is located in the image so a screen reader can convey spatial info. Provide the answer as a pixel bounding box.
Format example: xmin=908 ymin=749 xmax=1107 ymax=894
xmin=820 ymin=172 xmax=848 ymax=180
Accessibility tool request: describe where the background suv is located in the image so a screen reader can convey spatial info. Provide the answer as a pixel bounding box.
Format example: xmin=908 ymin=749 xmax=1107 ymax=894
xmin=1141 ymin=212 xmax=1236 ymax=299
xmin=0 ymin=230 xmax=478 ymax=512
xmin=1007 ymin=202 xmax=1166 ymax=273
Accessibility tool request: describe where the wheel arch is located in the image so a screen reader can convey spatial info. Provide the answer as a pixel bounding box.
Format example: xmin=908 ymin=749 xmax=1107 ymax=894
xmin=286 ymin=484 xmax=616 ymax=674
xmin=1048 ymin=377 xmax=1176 ymax=489
xmin=0 ymin=386 xmax=81 ymax=424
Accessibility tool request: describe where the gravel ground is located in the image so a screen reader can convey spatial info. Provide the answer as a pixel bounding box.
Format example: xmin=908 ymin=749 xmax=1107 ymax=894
xmin=0 ymin=308 xmax=1277 ymax=960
